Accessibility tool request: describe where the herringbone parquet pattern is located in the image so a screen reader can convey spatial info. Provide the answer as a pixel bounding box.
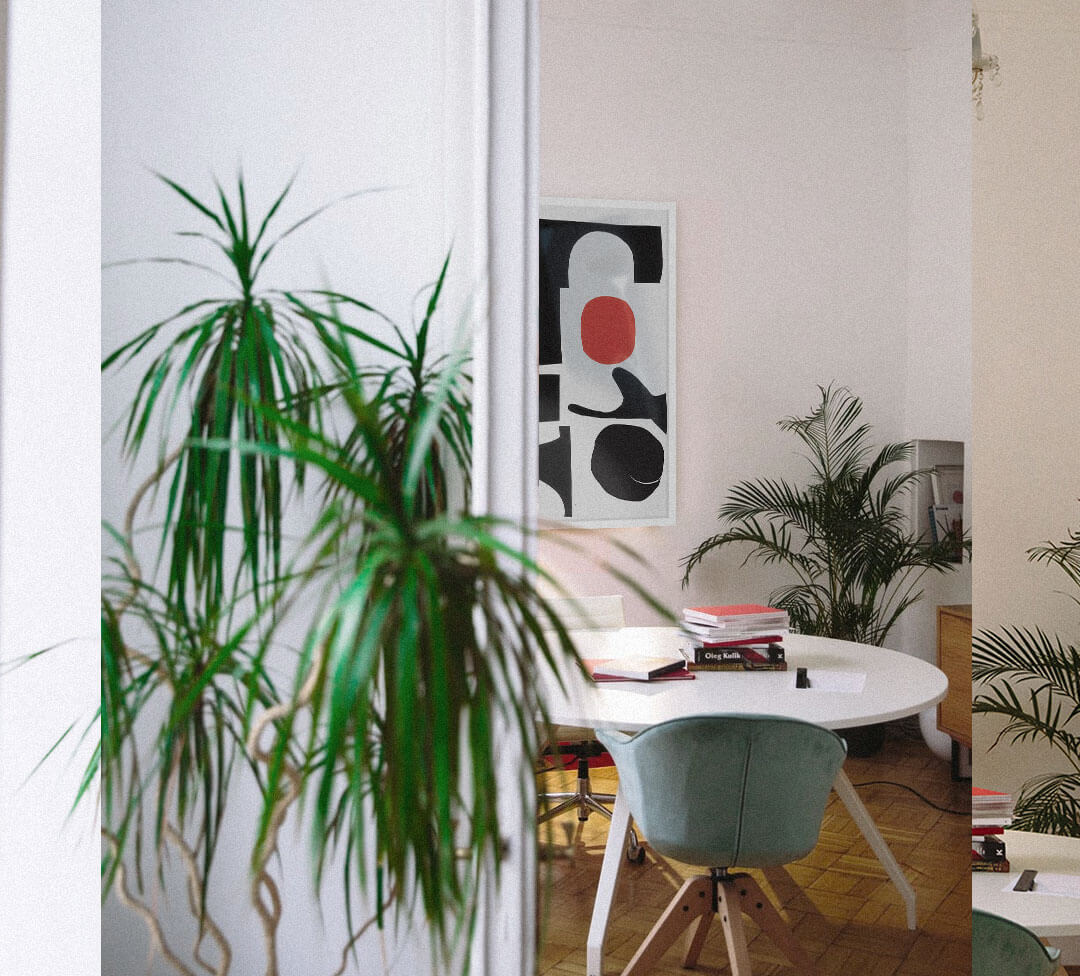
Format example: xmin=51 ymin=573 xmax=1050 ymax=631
xmin=537 ymin=720 xmax=977 ymax=976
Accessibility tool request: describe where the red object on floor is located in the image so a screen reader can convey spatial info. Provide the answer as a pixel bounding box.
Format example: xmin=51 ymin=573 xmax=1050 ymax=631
xmin=540 ymin=744 xmax=615 ymax=771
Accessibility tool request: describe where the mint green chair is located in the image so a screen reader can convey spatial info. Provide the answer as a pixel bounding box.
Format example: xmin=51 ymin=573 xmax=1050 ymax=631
xmin=597 ymin=715 xmax=846 ymax=976
xmin=972 ymin=910 xmax=1061 ymax=976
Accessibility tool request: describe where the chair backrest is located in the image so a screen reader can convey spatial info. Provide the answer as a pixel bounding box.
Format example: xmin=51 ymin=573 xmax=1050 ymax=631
xmin=545 ymin=594 xmax=625 ymax=631
xmin=972 ymin=910 xmax=1060 ymax=976
xmin=596 ymin=715 xmax=845 ymax=867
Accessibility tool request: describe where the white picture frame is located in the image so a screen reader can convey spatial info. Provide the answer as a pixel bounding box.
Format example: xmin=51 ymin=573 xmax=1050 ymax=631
xmin=538 ymin=198 xmax=676 ymax=528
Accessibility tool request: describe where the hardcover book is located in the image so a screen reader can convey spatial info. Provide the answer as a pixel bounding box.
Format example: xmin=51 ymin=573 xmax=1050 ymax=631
xmin=684 ymin=604 xmax=788 ymax=627
xmin=682 ymin=625 xmax=786 ymax=645
xmin=585 ymin=657 xmax=693 ymax=682
xmin=688 ymin=644 xmax=788 ymax=672
xmin=694 ymin=647 xmax=745 ymax=665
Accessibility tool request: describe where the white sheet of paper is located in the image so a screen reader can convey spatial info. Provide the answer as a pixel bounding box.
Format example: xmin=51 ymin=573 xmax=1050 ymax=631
xmin=1001 ymin=872 xmax=1080 ymax=898
xmin=791 ymin=670 xmax=867 ymax=693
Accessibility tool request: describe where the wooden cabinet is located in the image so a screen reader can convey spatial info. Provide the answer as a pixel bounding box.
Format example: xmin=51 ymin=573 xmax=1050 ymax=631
xmin=937 ymin=604 xmax=972 ymax=747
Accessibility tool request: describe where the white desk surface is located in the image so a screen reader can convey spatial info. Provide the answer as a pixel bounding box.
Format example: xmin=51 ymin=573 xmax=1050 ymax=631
xmin=973 ymin=830 xmax=1080 ymax=937
xmin=541 ymin=627 xmax=947 ymax=732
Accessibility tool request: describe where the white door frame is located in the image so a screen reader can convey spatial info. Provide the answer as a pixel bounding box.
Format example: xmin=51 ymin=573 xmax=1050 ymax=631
xmin=447 ymin=2 xmax=540 ymax=974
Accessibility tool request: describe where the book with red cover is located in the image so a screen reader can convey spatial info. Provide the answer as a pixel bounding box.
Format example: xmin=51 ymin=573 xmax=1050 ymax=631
xmin=583 ymin=658 xmax=695 ymax=683
xmin=684 ymin=604 xmax=786 ymax=626
xmin=972 ymin=786 xmax=1013 ymax=819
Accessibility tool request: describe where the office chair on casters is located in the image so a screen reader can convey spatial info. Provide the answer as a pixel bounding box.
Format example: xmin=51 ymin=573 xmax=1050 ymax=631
xmin=597 ymin=715 xmax=847 ymax=976
xmin=972 ymin=910 xmax=1061 ymax=976
xmin=537 ymin=595 xmax=644 ymax=862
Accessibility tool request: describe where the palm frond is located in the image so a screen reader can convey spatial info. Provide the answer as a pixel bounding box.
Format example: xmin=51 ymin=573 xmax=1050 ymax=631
xmin=973 ymin=626 xmax=1080 ymax=711
xmin=1011 ymin=772 xmax=1080 ymax=836
xmin=1028 ymin=524 xmax=1080 ymax=595
xmin=683 ymin=383 xmax=958 ymax=647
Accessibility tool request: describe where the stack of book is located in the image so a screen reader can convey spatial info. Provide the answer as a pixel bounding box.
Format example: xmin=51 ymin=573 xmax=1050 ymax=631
xmin=681 ymin=604 xmax=790 ymax=672
xmin=972 ymin=787 xmax=1013 ymax=872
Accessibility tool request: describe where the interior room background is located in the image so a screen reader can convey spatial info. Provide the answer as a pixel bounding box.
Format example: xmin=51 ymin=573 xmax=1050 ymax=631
xmin=971 ymin=2 xmax=1080 ymax=960
xmin=18 ymin=0 xmax=1008 ymax=973
xmin=8 ymin=1 xmax=1080 ymax=973
xmin=102 ymin=2 xmax=973 ymax=974
xmin=536 ymin=0 xmax=972 ymax=679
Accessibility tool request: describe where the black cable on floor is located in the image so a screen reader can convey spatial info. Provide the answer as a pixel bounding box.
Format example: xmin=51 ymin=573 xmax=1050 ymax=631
xmin=851 ymin=779 xmax=970 ymax=816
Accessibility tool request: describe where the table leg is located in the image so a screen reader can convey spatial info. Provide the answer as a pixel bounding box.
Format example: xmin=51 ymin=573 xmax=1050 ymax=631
xmin=587 ymin=786 xmax=632 ymax=976
xmin=832 ymin=768 xmax=917 ymax=929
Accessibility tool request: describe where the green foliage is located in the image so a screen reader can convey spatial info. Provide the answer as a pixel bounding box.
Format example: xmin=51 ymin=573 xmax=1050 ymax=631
xmin=104 ymin=173 xmax=385 ymax=620
xmin=100 ymin=547 xmax=287 ymax=909
xmin=100 ymin=173 xmax=589 ymax=971
xmin=248 ymin=355 xmax=578 ymax=960
xmin=285 ymin=249 xmax=472 ymax=522
xmin=682 ymin=384 xmax=959 ymax=646
xmin=973 ymin=524 xmax=1080 ymax=836
xmin=101 ymin=173 xmax=375 ymax=908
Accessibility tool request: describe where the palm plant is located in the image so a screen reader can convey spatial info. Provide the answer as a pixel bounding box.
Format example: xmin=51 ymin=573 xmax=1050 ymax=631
xmin=104 ymin=173 xmax=393 ymax=619
xmin=972 ymin=523 xmax=1080 ymax=836
xmin=100 ymin=173 xmax=597 ymax=974
xmin=682 ymin=384 xmax=960 ymax=648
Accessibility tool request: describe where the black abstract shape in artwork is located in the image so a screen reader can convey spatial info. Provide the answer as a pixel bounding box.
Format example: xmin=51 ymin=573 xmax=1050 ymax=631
xmin=538 ymin=219 xmax=664 ymax=366
xmin=539 ymin=373 xmax=560 ymax=422
xmin=539 ymin=425 xmax=573 ymax=517
xmin=568 ymin=367 xmax=667 ymax=433
xmin=590 ymin=424 xmax=664 ymax=502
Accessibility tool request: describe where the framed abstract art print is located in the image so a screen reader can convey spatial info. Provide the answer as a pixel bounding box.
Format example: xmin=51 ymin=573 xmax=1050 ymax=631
xmin=538 ymin=198 xmax=676 ymax=528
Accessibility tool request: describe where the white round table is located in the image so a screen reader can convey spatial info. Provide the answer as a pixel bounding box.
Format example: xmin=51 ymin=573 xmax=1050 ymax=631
xmin=539 ymin=628 xmax=949 ymax=976
xmin=972 ymin=830 xmax=1080 ymax=939
xmin=542 ymin=627 xmax=947 ymax=732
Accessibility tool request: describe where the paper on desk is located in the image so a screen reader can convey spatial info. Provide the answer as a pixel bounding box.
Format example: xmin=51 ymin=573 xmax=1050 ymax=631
xmin=1002 ymin=872 xmax=1080 ymax=899
xmin=790 ymin=670 xmax=866 ymax=693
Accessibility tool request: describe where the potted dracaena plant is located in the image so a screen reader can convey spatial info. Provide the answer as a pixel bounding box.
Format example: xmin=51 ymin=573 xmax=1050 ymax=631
xmin=973 ymin=520 xmax=1080 ymax=836
xmin=99 ymin=173 xmax=657 ymax=974
xmin=681 ymin=383 xmax=962 ymax=755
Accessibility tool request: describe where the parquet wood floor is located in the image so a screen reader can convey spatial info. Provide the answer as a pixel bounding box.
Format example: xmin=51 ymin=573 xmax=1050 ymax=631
xmin=536 ymin=719 xmax=977 ymax=976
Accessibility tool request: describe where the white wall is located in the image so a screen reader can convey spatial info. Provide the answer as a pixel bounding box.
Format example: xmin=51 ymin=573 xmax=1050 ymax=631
xmin=538 ymin=0 xmax=971 ymax=664
xmin=102 ymin=3 xmax=468 ymax=972
xmin=0 ymin=0 xmax=100 ymax=973
xmin=971 ymin=0 xmax=1080 ymax=808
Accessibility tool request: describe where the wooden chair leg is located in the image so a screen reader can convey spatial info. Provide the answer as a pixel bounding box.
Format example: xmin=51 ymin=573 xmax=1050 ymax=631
xmin=731 ymin=875 xmax=820 ymax=976
xmin=622 ymin=876 xmax=712 ymax=976
xmin=716 ymin=881 xmax=754 ymax=976
xmin=682 ymin=910 xmax=713 ymax=968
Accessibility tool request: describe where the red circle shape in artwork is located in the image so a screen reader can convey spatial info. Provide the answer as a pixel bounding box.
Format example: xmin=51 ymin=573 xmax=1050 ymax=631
xmin=580 ymin=296 xmax=636 ymax=364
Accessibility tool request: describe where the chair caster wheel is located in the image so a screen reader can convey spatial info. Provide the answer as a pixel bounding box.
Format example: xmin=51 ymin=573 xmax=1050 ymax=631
xmin=627 ymin=845 xmax=646 ymax=865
